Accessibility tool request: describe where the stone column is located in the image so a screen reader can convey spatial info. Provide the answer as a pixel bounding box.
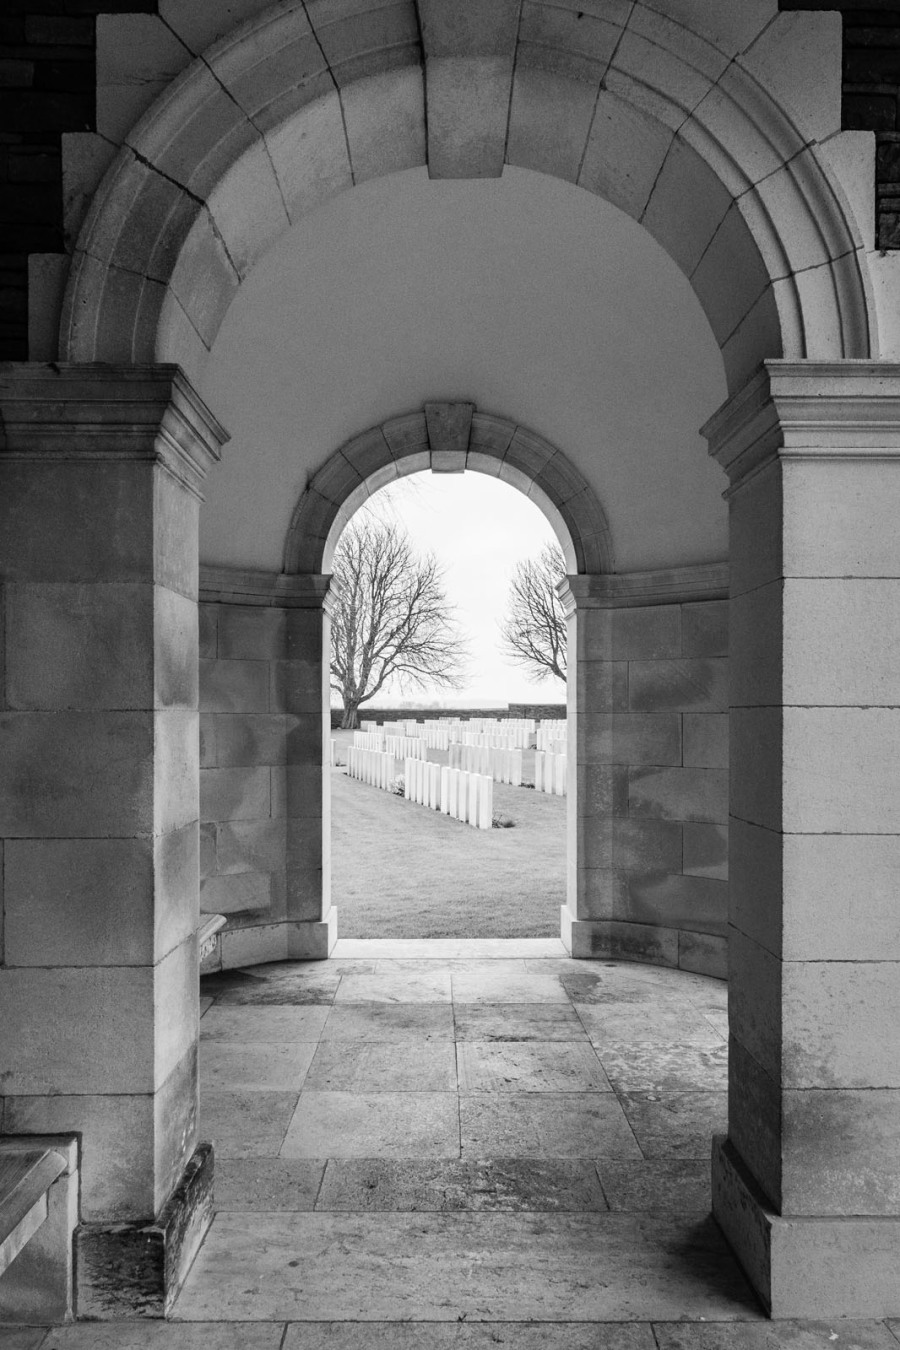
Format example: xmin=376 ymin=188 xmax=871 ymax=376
xmin=197 ymin=568 xmax=337 ymax=964
xmin=705 ymin=360 xmax=900 ymax=1318
xmin=0 ymin=363 xmax=226 ymax=1315
xmin=559 ymin=569 xmax=730 ymax=978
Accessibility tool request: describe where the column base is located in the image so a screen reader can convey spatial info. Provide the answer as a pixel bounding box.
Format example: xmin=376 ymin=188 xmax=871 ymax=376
xmin=75 ymin=1142 xmax=213 ymax=1319
xmin=560 ymin=905 xmax=592 ymax=957
xmin=712 ymin=1135 xmax=900 ymax=1318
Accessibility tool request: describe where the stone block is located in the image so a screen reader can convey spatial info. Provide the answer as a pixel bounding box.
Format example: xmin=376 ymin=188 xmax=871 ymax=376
xmin=199 ymin=658 xmax=270 ymax=713
xmin=220 ymin=922 xmax=289 ymax=970
xmin=270 ymin=661 xmax=324 ymax=714
xmin=200 ymin=822 xmax=216 ymax=878
xmin=208 ymin=7 xmax=327 ymax=131
xmin=0 ymin=710 xmax=155 ymax=837
xmin=206 ymin=137 xmax=290 ymax=280
xmin=200 ymin=766 xmax=271 ymax=824
xmin=212 ymin=713 xmax=289 ymax=767
xmin=681 ymin=600 xmax=728 ymax=658
xmin=215 ymin=606 xmax=286 ymax=661
xmin=727 ymin=459 xmax=782 ymax=599
xmin=270 ymin=95 xmax=353 ymax=224
xmin=62 ymin=132 xmax=117 ymax=251
xmin=341 ymin=67 xmax=426 ymax=184
xmin=728 ymin=928 xmax=783 ymax=1082
xmin=720 ymin=287 xmax=783 ymax=411
xmin=586 ymin=919 xmax=679 ymax=967
xmin=729 ymin=707 xmax=781 ymax=833
xmin=628 ymin=766 xmax=728 ymax=824
xmin=280 ymin=765 xmax=327 ymax=819
xmin=610 ymin=606 xmax=681 ymax=659
xmin=3 ymin=827 xmax=196 ymax=968
xmin=683 ymin=714 xmax=728 ymax=769
xmin=425 ymin=57 xmax=511 ymax=179
xmin=690 ymin=201 xmax=771 ymax=346
xmin=578 ymin=89 xmax=672 ymax=220
xmin=201 ymin=871 xmax=272 ymax=916
xmin=574 ymin=661 xmax=628 ymax=714
xmin=683 ymin=821 xmax=728 ymax=881
xmin=216 ymin=818 xmax=287 ymax=875
xmin=574 ymin=763 xmax=628 ymax=820
xmin=641 ymin=134 xmax=733 ymax=278
xmin=618 ymin=872 xmax=728 ymax=938
xmin=0 ymin=966 xmax=156 ymax=1096
xmin=678 ymin=930 xmax=727 ymax=980
xmin=154 ymin=710 xmax=199 ymax=835
xmin=727 ymin=1035 xmax=783 ymax=1210
xmin=727 ymin=581 xmax=781 ymax=708
xmin=155 ymin=587 xmax=199 ymax=709
xmin=199 ymin=715 xmax=217 ymax=767
xmin=782 ymin=832 xmax=900 ymax=963
xmin=782 ymin=960 xmax=900 ymax=1090
xmin=3 ymin=1092 xmax=157 ymax=1222
xmin=425 ymin=401 xmax=473 ymax=456
xmin=0 ymin=463 xmax=158 ymax=586
xmin=6 ymin=583 xmax=151 ymax=710
xmin=782 ymin=706 xmax=900 ymax=834
xmin=27 ymin=254 xmax=68 ymax=363
xmin=286 ymin=911 xmax=337 ymax=960
xmin=310 ymin=0 xmax=419 ymax=86
xmin=612 ymin=819 xmax=685 ymax=873
xmin=783 ymin=457 xmax=900 ymax=581
xmin=787 ymin=578 xmax=900 ymax=707
xmin=155 ymin=936 xmax=199 ymax=1088
xmin=517 ymin=2 xmax=625 ymax=84
xmin=152 ymin=470 xmax=201 ymax=605
xmin=627 ymin=659 xmax=728 ymax=713
xmin=506 ymin=65 xmax=597 ymax=183
xmin=582 ymin=713 xmax=682 ymax=767
xmin=781 ymin=1086 xmax=900 ymax=1217
xmin=168 ymin=206 xmax=241 ymax=352
xmin=418 ymin=0 xmax=519 ymax=57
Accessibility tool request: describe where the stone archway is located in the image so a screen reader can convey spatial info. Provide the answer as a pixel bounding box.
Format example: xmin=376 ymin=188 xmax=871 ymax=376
xmin=3 ymin=0 xmax=900 ymax=1322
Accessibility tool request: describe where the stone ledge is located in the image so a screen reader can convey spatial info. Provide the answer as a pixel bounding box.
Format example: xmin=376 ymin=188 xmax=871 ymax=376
xmin=562 ymin=564 xmax=729 ymax=612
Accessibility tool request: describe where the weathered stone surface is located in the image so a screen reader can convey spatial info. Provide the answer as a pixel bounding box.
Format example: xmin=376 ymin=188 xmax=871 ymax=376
xmin=598 ymin=1041 xmax=728 ymax=1095
xmin=627 ymin=660 xmax=728 ymax=714
xmin=628 ymin=767 xmax=729 ymax=824
xmin=316 ymin=1157 xmax=609 ymax=1213
xmin=305 ymin=1041 xmax=457 ymax=1092
xmin=199 ymin=1091 xmax=298 ymax=1160
xmin=75 ymin=1143 xmax=213 ymax=1319
xmin=460 ymin=1093 xmax=642 ymax=1160
xmin=618 ymin=1090 xmax=728 ymax=1159
xmin=598 ymin=1160 xmax=711 ymax=1214
xmin=282 ymin=1091 xmax=460 ymax=1160
xmin=453 ymin=1003 xmax=586 ymax=1041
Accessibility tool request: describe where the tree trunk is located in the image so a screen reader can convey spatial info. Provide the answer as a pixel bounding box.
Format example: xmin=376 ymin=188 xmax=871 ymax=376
xmin=341 ymin=704 xmax=360 ymax=729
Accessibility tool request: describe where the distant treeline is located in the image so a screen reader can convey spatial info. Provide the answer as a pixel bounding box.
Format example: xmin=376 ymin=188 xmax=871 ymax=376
xmin=329 ymin=703 xmax=567 ymax=730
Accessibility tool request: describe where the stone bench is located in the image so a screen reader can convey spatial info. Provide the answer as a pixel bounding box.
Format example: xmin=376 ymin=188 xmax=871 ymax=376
xmin=0 ymin=1136 xmax=78 ymax=1323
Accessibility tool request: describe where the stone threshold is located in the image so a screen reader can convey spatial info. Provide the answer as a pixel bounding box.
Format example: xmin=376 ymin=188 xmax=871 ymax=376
xmin=331 ymin=938 xmax=568 ymax=960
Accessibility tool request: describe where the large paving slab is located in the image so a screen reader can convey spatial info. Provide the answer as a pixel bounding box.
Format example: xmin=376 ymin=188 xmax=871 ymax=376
xmin=334 ymin=966 xmax=453 ymax=1003
xmin=314 ymin=1157 xmax=609 ymax=1212
xmin=200 ymin=1089 xmax=299 ymax=1159
xmin=576 ymin=1006 xmax=725 ymax=1048
xmin=200 ymin=1006 xmax=330 ymax=1041
xmin=321 ymin=1002 xmax=455 ymax=1041
xmin=617 ymin=1091 xmax=728 ymax=1159
xmin=199 ymin=1041 xmax=317 ymax=1090
xmin=281 ymin=1091 xmax=461 ymax=1158
xmin=459 ymin=1093 xmax=642 ymax=1158
xmin=457 ymin=1041 xmax=611 ymax=1092
xmin=281 ymin=1328 xmax=658 ymax=1350
xmin=450 ymin=962 xmax=571 ymax=1003
xmin=453 ymin=1003 xmax=587 ymax=1040
xmin=39 ymin=1328 xmax=283 ymax=1348
xmin=596 ymin=1042 xmax=728 ymax=1093
xmin=305 ymin=1041 xmax=458 ymax=1092
xmin=173 ymin=1211 xmax=761 ymax=1322
xmin=213 ymin=1158 xmax=326 ymax=1211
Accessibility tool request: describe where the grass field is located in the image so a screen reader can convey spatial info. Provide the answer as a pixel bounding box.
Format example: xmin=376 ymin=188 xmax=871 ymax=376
xmin=330 ymin=730 xmax=566 ymax=938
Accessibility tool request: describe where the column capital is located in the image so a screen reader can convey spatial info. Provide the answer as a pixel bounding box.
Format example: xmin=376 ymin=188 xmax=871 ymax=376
xmin=559 ymin=564 xmax=728 ymax=616
xmin=703 ymin=359 xmax=900 ymax=490
xmin=0 ymin=362 xmax=228 ymax=499
xmin=199 ymin=565 xmax=338 ymax=612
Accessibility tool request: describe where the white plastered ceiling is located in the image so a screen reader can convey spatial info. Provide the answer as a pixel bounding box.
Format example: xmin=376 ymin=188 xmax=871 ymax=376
xmin=198 ymin=165 xmax=728 ymax=575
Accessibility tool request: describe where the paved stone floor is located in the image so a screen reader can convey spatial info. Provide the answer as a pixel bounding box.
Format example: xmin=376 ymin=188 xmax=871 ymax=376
xmin=4 ymin=941 xmax=900 ymax=1348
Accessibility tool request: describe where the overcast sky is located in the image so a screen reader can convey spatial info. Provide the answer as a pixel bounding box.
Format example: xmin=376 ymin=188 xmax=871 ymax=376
xmin=342 ymin=470 xmax=564 ymax=706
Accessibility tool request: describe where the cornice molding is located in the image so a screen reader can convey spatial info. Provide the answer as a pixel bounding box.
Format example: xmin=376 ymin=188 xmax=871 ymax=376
xmin=0 ymin=362 xmax=227 ymax=499
xmin=560 ymin=563 xmax=729 ymax=613
xmin=199 ymin=565 xmax=335 ymax=610
xmin=703 ymin=360 xmax=900 ymax=491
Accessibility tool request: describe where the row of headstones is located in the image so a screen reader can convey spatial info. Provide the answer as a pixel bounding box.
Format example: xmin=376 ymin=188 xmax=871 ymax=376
xmin=405 ymin=758 xmax=493 ymax=830
xmin=346 ymin=745 xmax=398 ymax=791
xmin=535 ymin=720 xmax=567 ymax=752
xmin=534 ymin=750 xmax=567 ymax=796
xmin=353 ymin=730 xmax=427 ymax=760
xmin=449 ymin=742 xmax=523 ymax=786
xmin=361 ymin=717 xmax=536 ymax=750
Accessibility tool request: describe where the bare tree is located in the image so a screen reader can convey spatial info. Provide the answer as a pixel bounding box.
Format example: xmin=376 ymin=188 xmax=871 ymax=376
xmin=330 ymin=519 xmax=468 ymax=729
xmin=500 ymin=542 xmax=568 ymax=684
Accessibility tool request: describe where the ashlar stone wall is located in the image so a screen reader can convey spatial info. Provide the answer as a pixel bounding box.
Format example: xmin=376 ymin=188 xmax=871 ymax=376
xmin=566 ymin=572 xmax=729 ymax=979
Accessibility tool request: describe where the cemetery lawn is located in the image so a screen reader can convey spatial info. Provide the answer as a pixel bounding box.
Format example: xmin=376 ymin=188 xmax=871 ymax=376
xmin=330 ymin=731 xmax=565 ymax=938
